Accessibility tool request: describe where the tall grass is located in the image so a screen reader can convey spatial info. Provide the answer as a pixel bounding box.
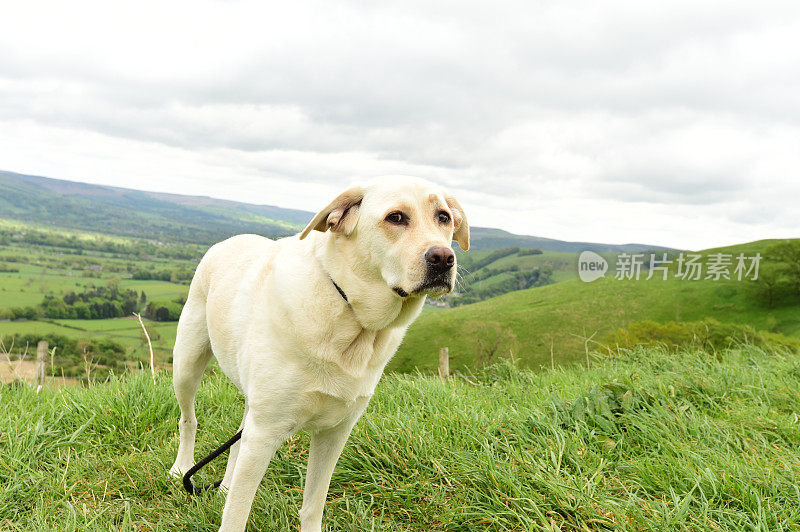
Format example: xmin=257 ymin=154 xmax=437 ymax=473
xmin=2 ymin=344 xmax=800 ymax=530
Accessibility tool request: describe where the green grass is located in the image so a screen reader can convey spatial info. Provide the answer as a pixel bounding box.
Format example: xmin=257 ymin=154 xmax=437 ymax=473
xmin=0 ymin=273 xmax=189 ymax=311
xmin=0 ymin=320 xmax=92 ymax=339
xmin=469 ymin=271 xmax=516 ymax=291
xmin=0 ymin=286 xmax=47 ymax=308
xmin=394 ymin=276 xmax=800 ymax=373
xmin=2 ymin=344 xmax=800 ymax=530
xmin=0 ymin=269 xmax=104 ymax=306
xmin=51 ymin=318 xmax=179 ymax=354
xmin=0 ymin=263 xmax=189 ymax=314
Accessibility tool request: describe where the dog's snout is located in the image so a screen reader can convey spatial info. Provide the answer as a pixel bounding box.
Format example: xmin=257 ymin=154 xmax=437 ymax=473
xmin=424 ymin=246 xmax=455 ymax=273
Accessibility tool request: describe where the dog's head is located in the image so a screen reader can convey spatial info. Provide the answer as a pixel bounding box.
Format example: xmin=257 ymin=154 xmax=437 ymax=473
xmin=300 ymin=176 xmax=469 ymax=298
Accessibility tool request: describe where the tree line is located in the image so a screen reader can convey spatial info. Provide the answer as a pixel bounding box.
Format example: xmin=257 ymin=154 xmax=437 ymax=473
xmin=130 ymin=268 xmax=193 ymax=282
xmin=0 ymin=227 xmax=205 ymax=260
xmin=1 ymin=282 xmax=185 ymax=322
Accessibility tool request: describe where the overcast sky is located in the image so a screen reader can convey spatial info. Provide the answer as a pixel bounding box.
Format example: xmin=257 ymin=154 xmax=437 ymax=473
xmin=1 ymin=1 xmax=798 ymax=249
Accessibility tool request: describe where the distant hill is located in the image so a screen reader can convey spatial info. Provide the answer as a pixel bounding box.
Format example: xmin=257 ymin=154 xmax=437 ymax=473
xmin=0 ymin=170 xmax=309 ymax=244
xmin=469 ymin=227 xmax=669 ymax=252
xmin=0 ymin=169 xmax=666 ymax=251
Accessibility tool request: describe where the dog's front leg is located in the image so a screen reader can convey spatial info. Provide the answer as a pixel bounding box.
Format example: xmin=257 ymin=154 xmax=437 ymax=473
xmin=218 ymin=415 xmax=285 ymax=532
xmin=299 ymin=410 xmax=365 ymax=532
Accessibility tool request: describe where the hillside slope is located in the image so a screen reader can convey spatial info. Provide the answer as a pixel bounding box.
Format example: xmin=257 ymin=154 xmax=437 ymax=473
xmin=393 ymin=251 xmax=800 ymax=372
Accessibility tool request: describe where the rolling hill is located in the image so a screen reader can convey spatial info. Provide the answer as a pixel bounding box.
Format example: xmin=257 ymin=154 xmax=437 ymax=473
xmin=0 ymin=170 xmax=308 ymax=244
xmin=391 ymin=239 xmax=800 ymax=373
xmin=0 ymin=169 xmax=666 ymax=252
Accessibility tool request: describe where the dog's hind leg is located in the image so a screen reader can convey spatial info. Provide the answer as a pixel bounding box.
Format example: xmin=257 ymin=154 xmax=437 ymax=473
xmin=219 ymin=401 xmax=248 ymax=492
xmin=169 ymin=295 xmax=213 ymax=478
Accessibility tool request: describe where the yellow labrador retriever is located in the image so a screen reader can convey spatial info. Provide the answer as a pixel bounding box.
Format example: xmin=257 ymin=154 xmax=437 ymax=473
xmin=169 ymin=176 xmax=469 ymax=531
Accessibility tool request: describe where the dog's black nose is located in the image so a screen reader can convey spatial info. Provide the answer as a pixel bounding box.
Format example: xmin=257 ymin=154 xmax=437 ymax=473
xmin=425 ymin=246 xmax=455 ymax=273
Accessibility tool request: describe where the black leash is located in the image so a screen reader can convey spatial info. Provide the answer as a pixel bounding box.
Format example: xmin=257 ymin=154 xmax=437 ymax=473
xmin=182 ymin=429 xmax=243 ymax=495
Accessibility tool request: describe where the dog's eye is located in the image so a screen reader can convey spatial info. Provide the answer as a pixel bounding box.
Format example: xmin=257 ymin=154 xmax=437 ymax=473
xmin=386 ymin=212 xmax=406 ymax=225
xmin=437 ymin=211 xmax=451 ymax=224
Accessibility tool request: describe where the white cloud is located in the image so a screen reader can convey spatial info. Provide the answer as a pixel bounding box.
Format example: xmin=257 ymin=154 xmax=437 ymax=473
xmin=0 ymin=0 xmax=799 ymax=249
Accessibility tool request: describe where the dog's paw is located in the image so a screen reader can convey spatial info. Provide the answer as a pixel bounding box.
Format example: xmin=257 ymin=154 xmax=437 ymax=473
xmin=168 ymin=464 xmax=185 ymax=479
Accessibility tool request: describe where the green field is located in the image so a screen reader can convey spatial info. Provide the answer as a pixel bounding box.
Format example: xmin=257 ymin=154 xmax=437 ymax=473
xmin=0 ymin=274 xmax=189 ymax=311
xmin=3 ymin=343 xmax=800 ymax=530
xmin=0 ymin=318 xmax=178 ymax=359
xmin=0 ymin=220 xmax=194 ymax=368
xmin=393 ymin=272 xmax=800 ymax=373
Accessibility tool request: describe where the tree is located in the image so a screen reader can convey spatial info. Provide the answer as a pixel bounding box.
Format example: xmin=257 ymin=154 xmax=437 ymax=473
xmin=751 ymin=263 xmax=789 ymax=308
xmin=753 ymin=241 xmax=800 ymax=307
xmin=765 ymin=241 xmax=800 ymax=299
xmin=155 ymin=306 xmax=170 ymax=322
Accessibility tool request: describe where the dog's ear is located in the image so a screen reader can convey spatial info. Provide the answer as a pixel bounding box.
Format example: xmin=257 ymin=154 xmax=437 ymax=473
xmin=299 ymin=185 xmax=364 ymax=239
xmin=445 ymin=193 xmax=470 ymax=251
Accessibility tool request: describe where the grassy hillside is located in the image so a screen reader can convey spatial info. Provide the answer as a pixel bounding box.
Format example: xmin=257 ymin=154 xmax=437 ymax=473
xmin=392 ymin=274 xmax=800 ymax=373
xmin=3 ymin=344 xmax=800 ymax=530
xmin=1 ymin=170 xmax=795 ymax=378
xmin=700 ymin=238 xmax=793 ymax=256
xmin=0 ymin=175 xmax=673 ymax=374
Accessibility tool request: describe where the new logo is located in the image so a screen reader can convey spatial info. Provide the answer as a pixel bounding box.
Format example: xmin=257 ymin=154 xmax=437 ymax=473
xmin=578 ymin=251 xmax=608 ymax=282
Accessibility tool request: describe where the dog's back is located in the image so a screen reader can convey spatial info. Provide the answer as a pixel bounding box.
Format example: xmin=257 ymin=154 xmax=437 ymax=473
xmin=176 ymin=234 xmax=286 ymax=389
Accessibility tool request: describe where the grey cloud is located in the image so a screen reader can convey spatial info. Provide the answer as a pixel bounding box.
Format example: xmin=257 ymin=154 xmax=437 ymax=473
xmin=0 ymin=0 xmax=798 ymax=248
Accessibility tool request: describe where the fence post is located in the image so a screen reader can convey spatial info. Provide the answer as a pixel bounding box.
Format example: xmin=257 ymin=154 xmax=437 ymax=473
xmin=438 ymin=347 xmax=449 ymax=380
xmin=36 ymin=340 xmax=48 ymax=392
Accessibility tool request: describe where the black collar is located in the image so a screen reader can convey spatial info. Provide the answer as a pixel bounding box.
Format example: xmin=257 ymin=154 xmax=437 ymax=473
xmin=318 ymin=259 xmax=349 ymax=304
xmin=331 ymin=278 xmax=348 ymax=303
